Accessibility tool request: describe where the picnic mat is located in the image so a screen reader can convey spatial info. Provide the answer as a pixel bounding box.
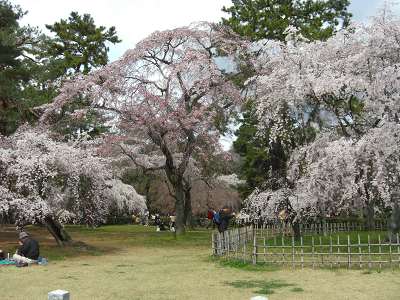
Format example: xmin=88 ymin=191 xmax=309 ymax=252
xmin=0 ymin=259 xmax=16 ymax=266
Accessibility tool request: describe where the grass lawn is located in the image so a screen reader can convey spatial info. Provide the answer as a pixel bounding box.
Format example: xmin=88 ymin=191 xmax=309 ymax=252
xmin=1 ymin=225 xmax=400 ymax=300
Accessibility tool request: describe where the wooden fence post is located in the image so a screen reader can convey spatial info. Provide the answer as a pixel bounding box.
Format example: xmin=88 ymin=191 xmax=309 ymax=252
xmin=243 ymin=234 xmax=247 ymax=263
xmin=319 ymin=236 xmax=323 ymax=266
xmin=329 ymin=236 xmax=333 ymax=269
xmin=358 ymin=234 xmax=362 ymax=269
xmin=368 ymin=234 xmax=372 ymax=269
xmin=236 ymin=228 xmax=239 ymax=260
xmin=312 ymin=236 xmax=315 ymax=269
xmin=291 ymin=236 xmax=295 ymax=269
xmin=337 ymin=235 xmax=340 ymax=268
xmin=227 ymin=231 xmax=230 ymax=258
xmin=389 ymin=235 xmax=393 ymax=269
xmin=282 ymin=235 xmax=285 ymax=266
xmin=397 ymin=233 xmax=400 ymax=269
xmin=212 ymin=232 xmax=215 ymax=255
xmin=252 ymin=230 xmax=257 ymax=265
xmin=347 ymin=235 xmax=351 ymax=269
xmin=215 ymin=232 xmax=219 ymax=255
xmin=396 ymin=234 xmax=400 ymax=267
xmin=263 ymin=237 xmax=266 ymax=263
xmin=378 ymin=234 xmax=382 ymax=270
xmin=300 ymin=236 xmax=304 ymax=269
xmin=238 ymin=227 xmax=241 ymax=252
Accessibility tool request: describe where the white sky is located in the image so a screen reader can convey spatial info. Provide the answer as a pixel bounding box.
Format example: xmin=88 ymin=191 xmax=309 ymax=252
xmin=11 ymin=0 xmax=396 ymax=150
xmin=13 ymin=0 xmax=393 ymax=62
xmin=13 ymin=0 xmax=232 ymax=61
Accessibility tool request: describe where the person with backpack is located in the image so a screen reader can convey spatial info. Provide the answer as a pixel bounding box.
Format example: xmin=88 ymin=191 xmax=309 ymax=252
xmin=208 ymin=207 xmax=233 ymax=233
xmin=217 ymin=207 xmax=234 ymax=233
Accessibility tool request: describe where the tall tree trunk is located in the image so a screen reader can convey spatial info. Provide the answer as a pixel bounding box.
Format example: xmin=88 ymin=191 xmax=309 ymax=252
xmin=44 ymin=216 xmax=72 ymax=246
xmin=389 ymin=193 xmax=400 ymax=241
xmin=321 ymin=216 xmax=327 ymax=236
xmin=389 ymin=203 xmax=400 ymax=241
xmin=174 ymin=181 xmax=186 ymax=235
xmin=291 ymin=220 xmax=301 ymax=241
xmin=364 ymin=203 xmax=375 ymax=230
xmin=184 ymin=189 xmax=193 ymax=229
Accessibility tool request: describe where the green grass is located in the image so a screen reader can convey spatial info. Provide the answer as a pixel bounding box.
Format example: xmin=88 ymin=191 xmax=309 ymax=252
xmin=1 ymin=225 xmax=400 ymax=300
xmin=43 ymin=243 xmax=103 ymax=261
xmin=0 ymin=224 xmax=211 ymax=261
xmin=65 ymin=225 xmax=211 ymax=248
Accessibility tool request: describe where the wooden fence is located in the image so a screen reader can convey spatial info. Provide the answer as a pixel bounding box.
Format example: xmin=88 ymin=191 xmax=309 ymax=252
xmin=212 ymin=226 xmax=254 ymax=257
xmin=212 ymin=224 xmax=400 ymax=269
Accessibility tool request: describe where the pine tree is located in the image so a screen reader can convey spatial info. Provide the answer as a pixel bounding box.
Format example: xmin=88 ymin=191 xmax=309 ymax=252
xmin=44 ymin=11 xmax=121 ymax=76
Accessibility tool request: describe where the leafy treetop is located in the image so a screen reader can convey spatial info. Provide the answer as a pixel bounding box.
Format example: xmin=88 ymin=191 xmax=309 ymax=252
xmin=222 ymin=0 xmax=352 ymax=41
xmin=44 ymin=11 xmax=121 ymax=76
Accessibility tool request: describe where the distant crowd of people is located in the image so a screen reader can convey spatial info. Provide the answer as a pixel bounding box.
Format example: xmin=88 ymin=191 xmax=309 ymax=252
xmin=131 ymin=206 xmax=238 ymax=233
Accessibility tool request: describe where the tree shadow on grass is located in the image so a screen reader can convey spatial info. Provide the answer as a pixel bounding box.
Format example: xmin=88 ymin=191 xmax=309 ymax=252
xmin=225 ymin=279 xmax=300 ymax=295
xmin=208 ymin=256 xmax=279 ymax=272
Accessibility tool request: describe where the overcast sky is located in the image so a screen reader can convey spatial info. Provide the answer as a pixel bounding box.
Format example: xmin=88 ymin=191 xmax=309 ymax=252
xmin=13 ymin=0 xmax=395 ymax=62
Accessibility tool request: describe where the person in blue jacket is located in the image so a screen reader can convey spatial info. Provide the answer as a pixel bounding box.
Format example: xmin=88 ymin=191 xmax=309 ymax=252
xmin=208 ymin=206 xmax=233 ymax=233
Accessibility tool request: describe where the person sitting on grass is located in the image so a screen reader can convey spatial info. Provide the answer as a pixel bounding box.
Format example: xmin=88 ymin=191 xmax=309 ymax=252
xmin=13 ymin=232 xmax=40 ymax=265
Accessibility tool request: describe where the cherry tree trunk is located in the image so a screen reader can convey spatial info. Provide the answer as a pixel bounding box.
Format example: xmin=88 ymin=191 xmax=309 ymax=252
xmin=292 ymin=221 xmax=301 ymax=241
xmin=321 ymin=217 xmax=327 ymax=236
xmin=364 ymin=204 xmax=375 ymax=231
xmin=44 ymin=216 xmax=72 ymax=246
xmin=388 ymin=195 xmax=400 ymax=241
xmin=184 ymin=190 xmax=193 ymax=229
xmin=174 ymin=182 xmax=186 ymax=235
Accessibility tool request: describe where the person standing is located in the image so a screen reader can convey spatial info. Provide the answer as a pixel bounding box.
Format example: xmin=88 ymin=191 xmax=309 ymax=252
xmin=217 ymin=207 xmax=233 ymax=233
xmin=13 ymin=232 xmax=40 ymax=264
xmin=169 ymin=215 xmax=176 ymax=232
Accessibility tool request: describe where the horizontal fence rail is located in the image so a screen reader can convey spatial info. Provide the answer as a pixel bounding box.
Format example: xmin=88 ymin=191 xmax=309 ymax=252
xmin=212 ymin=223 xmax=400 ymax=269
xmin=253 ymin=220 xmax=387 ymax=237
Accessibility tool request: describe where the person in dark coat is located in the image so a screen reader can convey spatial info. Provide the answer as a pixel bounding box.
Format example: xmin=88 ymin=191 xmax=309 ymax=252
xmin=12 ymin=232 xmax=40 ymax=264
xmin=217 ymin=207 xmax=234 ymax=233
